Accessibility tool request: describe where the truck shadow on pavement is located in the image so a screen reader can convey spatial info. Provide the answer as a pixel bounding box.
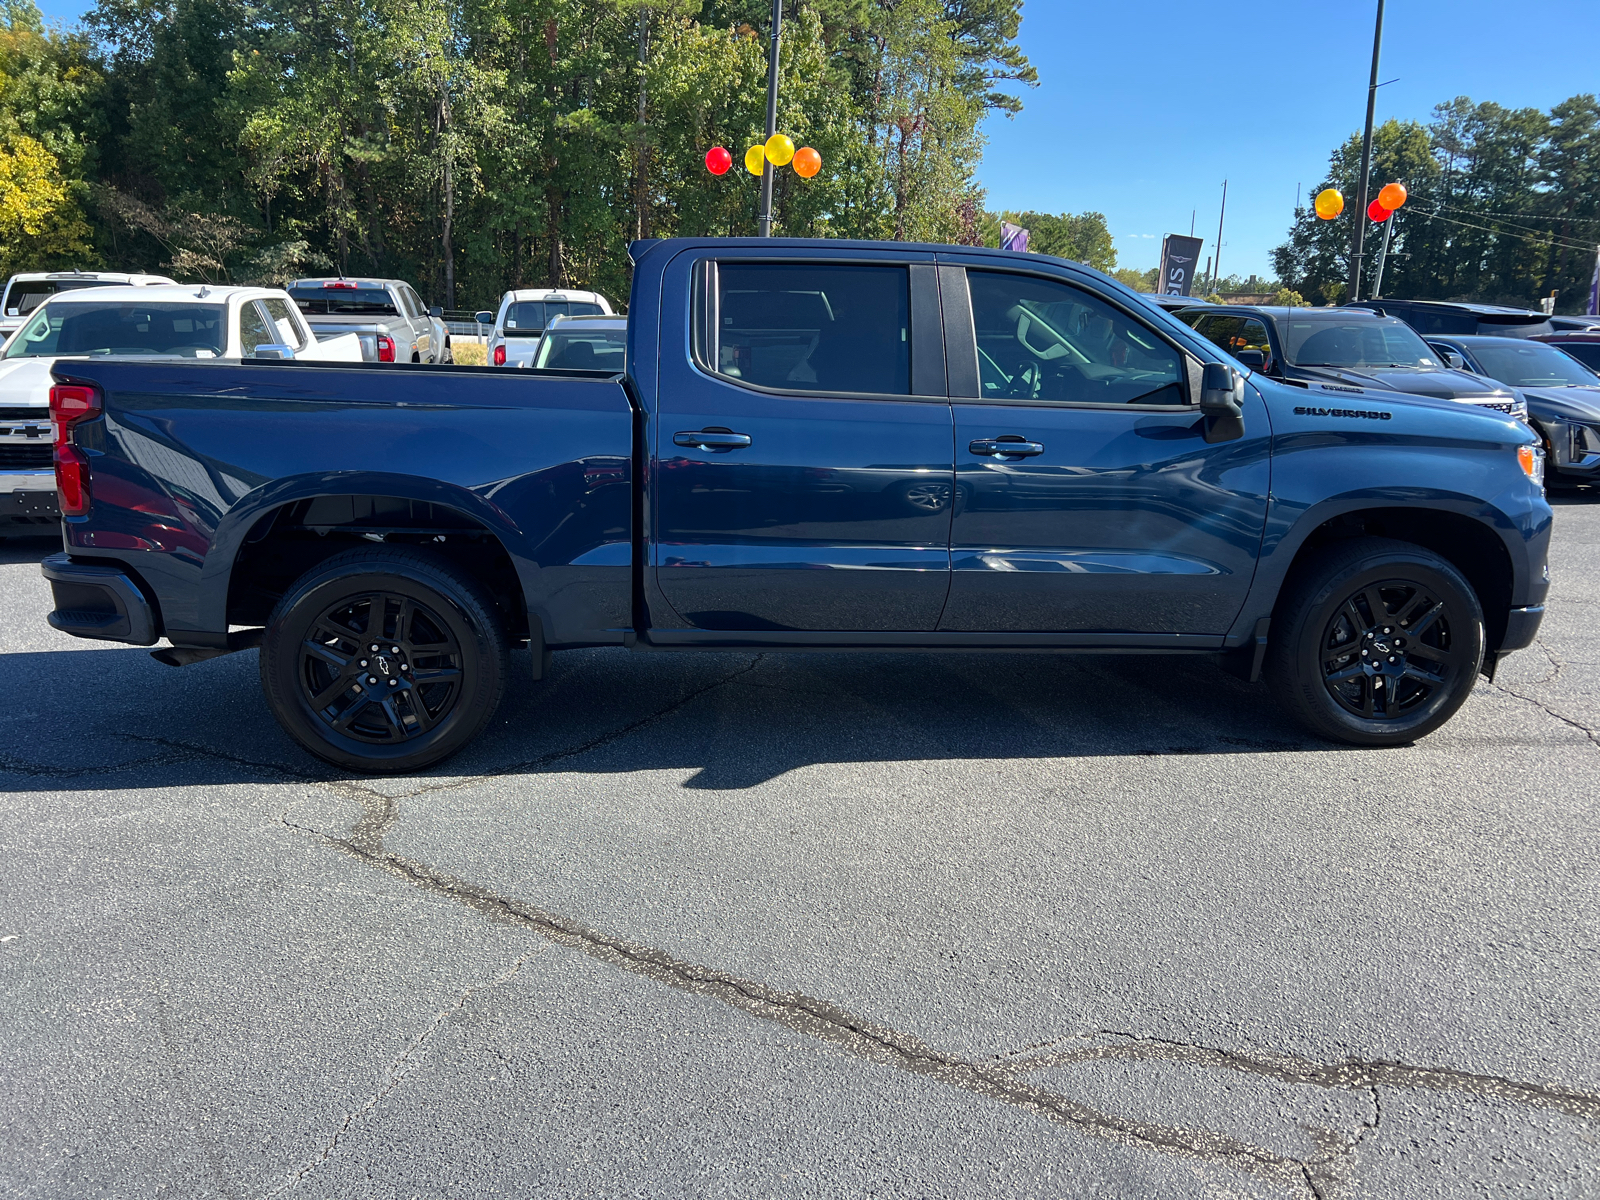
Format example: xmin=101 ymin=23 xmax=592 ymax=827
xmin=0 ymin=639 xmax=1329 ymax=793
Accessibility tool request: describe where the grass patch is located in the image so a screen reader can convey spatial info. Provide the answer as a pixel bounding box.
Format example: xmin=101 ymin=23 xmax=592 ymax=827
xmin=452 ymin=341 xmax=487 ymax=366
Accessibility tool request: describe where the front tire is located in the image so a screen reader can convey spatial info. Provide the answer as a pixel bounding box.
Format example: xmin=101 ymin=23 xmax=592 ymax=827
xmin=260 ymin=548 xmax=508 ymax=772
xmin=1265 ymin=537 xmax=1484 ymax=747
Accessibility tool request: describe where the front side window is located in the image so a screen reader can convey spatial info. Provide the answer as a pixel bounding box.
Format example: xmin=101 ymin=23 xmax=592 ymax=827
xmin=1556 ymin=342 xmax=1600 ymax=372
xmin=1193 ymin=315 xmax=1273 ymax=367
xmin=238 ymin=302 xmax=274 ymax=354
xmin=1279 ymin=317 xmax=1438 ymax=368
xmin=260 ymin=297 xmax=306 ymax=349
xmin=3 ymin=302 xmax=226 ymax=358
xmin=709 ymin=263 xmax=911 ymax=395
xmin=968 ymin=270 xmax=1185 ymax=405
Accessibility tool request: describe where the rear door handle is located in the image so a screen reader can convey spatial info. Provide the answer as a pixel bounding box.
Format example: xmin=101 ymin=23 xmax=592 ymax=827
xmin=674 ymin=429 xmax=753 ymax=451
xmin=969 ymin=438 xmax=1044 ymax=458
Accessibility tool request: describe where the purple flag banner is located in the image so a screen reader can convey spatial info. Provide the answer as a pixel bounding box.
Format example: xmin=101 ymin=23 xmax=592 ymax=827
xmin=1589 ymin=247 xmax=1599 ymax=316
xmin=1001 ymin=221 xmax=1029 ymax=253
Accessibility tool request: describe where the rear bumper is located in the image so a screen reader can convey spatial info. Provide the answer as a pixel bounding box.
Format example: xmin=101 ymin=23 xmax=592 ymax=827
xmin=41 ymin=552 xmax=159 ymax=645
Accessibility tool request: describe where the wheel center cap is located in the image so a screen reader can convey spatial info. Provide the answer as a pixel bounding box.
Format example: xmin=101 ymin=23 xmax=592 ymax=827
xmin=375 ymin=655 xmax=393 ymax=677
xmin=1373 ymin=639 xmax=1392 ymax=655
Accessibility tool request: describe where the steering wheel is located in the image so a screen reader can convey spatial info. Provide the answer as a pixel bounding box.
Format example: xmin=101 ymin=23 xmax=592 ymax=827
xmin=1015 ymin=311 xmax=1072 ymax=360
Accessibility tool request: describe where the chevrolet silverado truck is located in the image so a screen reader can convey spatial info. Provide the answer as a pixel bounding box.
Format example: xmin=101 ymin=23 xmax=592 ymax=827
xmin=287 ymin=278 xmax=449 ymax=363
xmin=39 ymin=238 xmax=1551 ymax=772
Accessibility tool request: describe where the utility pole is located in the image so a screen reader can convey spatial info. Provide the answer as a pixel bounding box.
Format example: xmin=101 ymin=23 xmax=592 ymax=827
xmin=1348 ymin=0 xmax=1385 ymax=301
xmin=756 ymin=0 xmax=782 ymax=237
xmin=1212 ymin=180 xmax=1228 ymax=293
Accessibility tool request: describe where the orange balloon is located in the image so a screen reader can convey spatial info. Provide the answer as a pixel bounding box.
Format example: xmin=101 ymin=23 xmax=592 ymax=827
xmin=1378 ymin=182 xmax=1408 ymax=211
xmin=1314 ymin=188 xmax=1344 ymax=220
xmin=792 ymin=146 xmax=821 ymax=178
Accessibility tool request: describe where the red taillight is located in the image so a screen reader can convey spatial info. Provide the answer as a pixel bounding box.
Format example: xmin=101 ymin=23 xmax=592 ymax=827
xmin=493 ymin=343 xmax=506 ymax=366
xmin=50 ymin=383 xmax=101 ymax=516
xmin=377 ymin=334 xmax=396 ymax=363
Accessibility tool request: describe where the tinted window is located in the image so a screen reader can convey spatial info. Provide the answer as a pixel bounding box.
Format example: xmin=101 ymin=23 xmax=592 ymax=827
xmin=2 ymin=279 xmax=134 ymax=318
xmin=1193 ymin=315 xmax=1271 ymax=359
xmin=504 ymin=300 xmax=603 ymax=335
xmin=260 ymin=297 xmax=306 ymax=349
xmin=534 ymin=327 xmax=627 ymax=371
xmin=239 ymin=302 xmax=274 ymax=354
xmin=1279 ymin=316 xmax=1438 ymax=368
xmin=1556 ymin=343 xmax=1600 ymax=372
xmin=3 ymin=302 xmax=226 ymax=358
xmin=288 ymin=286 xmax=399 ymax=316
xmin=1394 ymin=307 xmax=1474 ymax=336
xmin=714 ymin=263 xmax=911 ymax=394
xmin=1469 ymin=340 xmax=1598 ymax=387
xmin=968 ymin=270 xmax=1185 ymax=405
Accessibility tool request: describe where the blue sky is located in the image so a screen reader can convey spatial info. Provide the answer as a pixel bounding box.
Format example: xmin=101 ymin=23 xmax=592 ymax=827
xmin=981 ymin=0 xmax=1600 ymax=280
xmin=32 ymin=0 xmax=1600 ymax=280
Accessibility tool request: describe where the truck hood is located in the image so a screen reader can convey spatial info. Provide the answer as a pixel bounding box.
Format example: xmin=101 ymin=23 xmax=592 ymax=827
xmin=1292 ymin=363 xmax=1514 ymax=403
xmin=0 ymin=357 xmax=57 ymax=407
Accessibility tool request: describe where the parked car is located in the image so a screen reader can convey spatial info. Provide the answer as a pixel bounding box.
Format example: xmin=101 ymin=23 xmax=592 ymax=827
xmin=0 ymin=285 xmax=361 ymax=531
xmin=528 ymin=314 xmax=627 ymax=371
xmin=1177 ymin=304 xmax=1526 ymax=417
xmin=40 ymin=238 xmax=1548 ymax=770
xmin=1 ymin=270 xmax=176 ymax=343
xmin=286 ymin=278 xmax=450 ymax=364
xmin=476 ymin=288 xmax=614 ymax=368
xmin=1547 ymin=315 xmax=1600 ymax=332
xmin=1531 ymin=330 xmax=1600 ymax=374
xmin=1345 ymin=298 xmax=1554 ymax=339
xmin=1141 ymin=292 xmax=1206 ymax=314
xmin=1425 ymin=334 xmax=1600 ymax=484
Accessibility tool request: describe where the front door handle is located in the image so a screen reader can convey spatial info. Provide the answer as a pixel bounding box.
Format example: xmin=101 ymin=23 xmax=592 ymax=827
xmin=674 ymin=428 xmax=753 ymax=452
xmin=969 ymin=437 xmax=1045 ymax=458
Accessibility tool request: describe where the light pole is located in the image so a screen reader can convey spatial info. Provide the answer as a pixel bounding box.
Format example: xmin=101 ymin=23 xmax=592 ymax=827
xmin=1212 ymin=179 xmax=1228 ymax=293
xmin=1348 ymin=0 xmax=1385 ymax=301
xmin=757 ymin=0 xmax=782 ymax=237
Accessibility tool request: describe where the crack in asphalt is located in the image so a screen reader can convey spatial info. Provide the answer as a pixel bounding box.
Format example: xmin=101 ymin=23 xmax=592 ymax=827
xmin=264 ymin=951 xmax=535 ymax=1200
xmin=20 ymin=652 xmax=1597 ymax=1196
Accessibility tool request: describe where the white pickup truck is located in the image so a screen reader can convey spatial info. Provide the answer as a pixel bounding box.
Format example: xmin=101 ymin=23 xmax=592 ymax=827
xmin=0 ymin=284 xmax=361 ymax=533
xmin=286 ymin=277 xmax=450 ymax=363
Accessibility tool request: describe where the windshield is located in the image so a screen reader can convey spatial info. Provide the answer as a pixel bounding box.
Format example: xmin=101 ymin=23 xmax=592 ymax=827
xmin=503 ymin=300 xmax=603 ymax=336
xmin=533 ymin=326 xmax=626 ymax=370
xmin=1467 ymin=340 xmax=1598 ymax=388
xmin=288 ymin=286 xmax=398 ymax=316
xmin=3 ymin=302 xmax=226 ymax=358
xmin=3 ymin=279 xmax=124 ymax=319
xmin=1279 ymin=316 xmax=1439 ymax=368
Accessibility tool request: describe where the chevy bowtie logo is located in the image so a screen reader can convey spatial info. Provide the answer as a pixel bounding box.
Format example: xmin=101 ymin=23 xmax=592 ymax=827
xmin=1 ymin=422 xmax=49 ymax=438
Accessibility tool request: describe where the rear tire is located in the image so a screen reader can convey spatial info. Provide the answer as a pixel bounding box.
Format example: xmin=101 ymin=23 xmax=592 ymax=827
xmin=1265 ymin=537 xmax=1484 ymax=747
xmin=260 ymin=548 xmax=508 ymax=772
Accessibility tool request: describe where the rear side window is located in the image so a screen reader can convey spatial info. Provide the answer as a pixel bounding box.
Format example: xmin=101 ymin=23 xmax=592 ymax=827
xmin=706 ymin=263 xmax=911 ymax=395
xmin=967 ymin=270 xmax=1185 ymax=405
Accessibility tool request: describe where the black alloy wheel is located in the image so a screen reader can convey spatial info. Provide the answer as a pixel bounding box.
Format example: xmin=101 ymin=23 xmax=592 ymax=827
xmin=261 ymin=548 xmax=508 ymax=772
xmin=1265 ymin=537 xmax=1484 ymax=746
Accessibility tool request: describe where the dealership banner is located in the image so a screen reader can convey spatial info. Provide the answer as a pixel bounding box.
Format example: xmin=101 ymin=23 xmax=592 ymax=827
xmin=1001 ymin=222 xmax=1030 ymax=253
xmin=1158 ymin=235 xmax=1205 ymax=296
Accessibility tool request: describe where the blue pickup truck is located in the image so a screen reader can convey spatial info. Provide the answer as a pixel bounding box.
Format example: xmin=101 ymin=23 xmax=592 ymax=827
xmin=40 ymin=238 xmax=1551 ymax=772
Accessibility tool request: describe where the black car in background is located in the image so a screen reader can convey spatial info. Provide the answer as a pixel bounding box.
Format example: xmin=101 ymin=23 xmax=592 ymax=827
xmin=1426 ymin=334 xmax=1600 ymax=483
xmin=1345 ymin=298 xmax=1555 ymax=339
xmin=1176 ymin=305 xmax=1526 ymax=416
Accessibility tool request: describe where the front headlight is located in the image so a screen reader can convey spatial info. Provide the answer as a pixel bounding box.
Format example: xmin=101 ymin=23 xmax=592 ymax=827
xmin=1518 ymin=444 xmax=1545 ymax=487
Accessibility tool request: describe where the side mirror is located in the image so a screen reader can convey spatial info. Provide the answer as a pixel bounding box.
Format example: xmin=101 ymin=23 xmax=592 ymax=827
xmin=252 ymin=343 xmax=296 ymax=360
xmin=1235 ymin=349 xmax=1266 ymax=370
xmin=428 ymin=306 xmax=443 ymax=318
xmin=1442 ymin=351 xmax=1465 ymax=370
xmin=474 ymin=310 xmax=495 ymax=325
xmin=1199 ymin=361 xmax=1245 ymax=443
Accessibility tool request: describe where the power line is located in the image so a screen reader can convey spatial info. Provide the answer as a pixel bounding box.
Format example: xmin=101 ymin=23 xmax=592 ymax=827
xmin=1411 ymin=206 xmax=1599 ymax=254
xmin=1413 ymin=199 xmax=1600 ymax=227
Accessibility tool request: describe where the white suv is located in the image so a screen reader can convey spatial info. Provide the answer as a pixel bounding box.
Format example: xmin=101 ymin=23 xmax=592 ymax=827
xmin=476 ymin=288 xmax=614 ymax=368
xmin=0 ymin=270 xmax=177 ymax=343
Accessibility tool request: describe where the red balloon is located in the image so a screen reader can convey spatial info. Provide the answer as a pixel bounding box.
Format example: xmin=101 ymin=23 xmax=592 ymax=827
xmin=1368 ymin=199 xmax=1389 ymax=222
xmin=705 ymin=146 xmax=732 ymax=176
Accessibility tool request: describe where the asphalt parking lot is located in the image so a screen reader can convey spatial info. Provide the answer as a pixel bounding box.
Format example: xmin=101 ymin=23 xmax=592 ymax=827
xmin=3 ymin=495 xmax=1598 ymax=1200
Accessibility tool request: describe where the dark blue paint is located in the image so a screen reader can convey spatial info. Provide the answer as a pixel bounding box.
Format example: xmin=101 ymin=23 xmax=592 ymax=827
xmin=47 ymin=238 xmax=1553 ymax=665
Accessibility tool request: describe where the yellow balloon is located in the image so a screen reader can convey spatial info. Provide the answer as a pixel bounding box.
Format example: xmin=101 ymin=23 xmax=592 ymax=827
xmin=765 ymin=133 xmax=795 ymax=166
xmin=1314 ymin=187 xmax=1344 ymax=220
xmin=744 ymin=145 xmax=766 ymax=176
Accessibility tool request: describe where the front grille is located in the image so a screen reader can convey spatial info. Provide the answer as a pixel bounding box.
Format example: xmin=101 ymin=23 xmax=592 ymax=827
xmin=1478 ymin=400 xmax=1516 ymax=414
xmin=0 ymin=443 xmax=52 ymax=469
